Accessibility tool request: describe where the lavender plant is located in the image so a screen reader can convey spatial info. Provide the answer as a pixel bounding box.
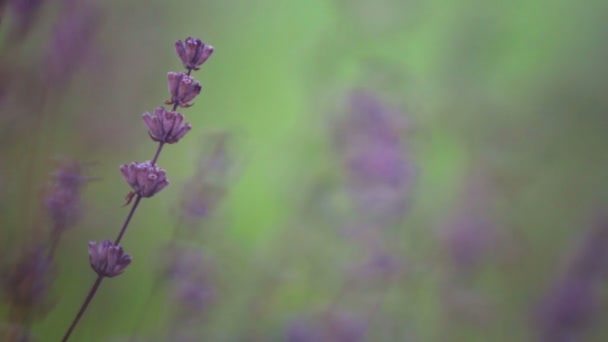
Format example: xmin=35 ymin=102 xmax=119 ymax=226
xmin=535 ymin=215 xmax=608 ymax=341
xmin=1 ymin=159 xmax=92 ymax=341
xmin=60 ymin=37 xmax=214 ymax=342
xmin=128 ymin=133 xmax=234 ymax=341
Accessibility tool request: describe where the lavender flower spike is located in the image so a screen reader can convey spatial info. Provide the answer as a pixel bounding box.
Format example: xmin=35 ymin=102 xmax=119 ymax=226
xmin=120 ymin=161 xmax=169 ymax=197
xmin=165 ymin=72 xmax=201 ymax=108
xmin=142 ymin=107 xmax=192 ymax=144
xmin=175 ymin=37 xmax=214 ymax=70
xmin=88 ymin=240 xmax=132 ymax=278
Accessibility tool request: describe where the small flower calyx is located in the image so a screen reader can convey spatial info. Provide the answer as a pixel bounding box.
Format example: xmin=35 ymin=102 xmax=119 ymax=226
xmin=165 ymin=72 xmax=201 ymax=108
xmin=142 ymin=107 xmax=192 ymax=144
xmin=88 ymin=240 xmax=132 ymax=278
xmin=120 ymin=161 xmax=169 ymax=198
xmin=175 ymin=37 xmax=214 ymax=71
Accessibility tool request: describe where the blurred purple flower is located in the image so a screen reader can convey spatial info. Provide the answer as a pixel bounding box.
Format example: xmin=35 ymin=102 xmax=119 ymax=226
xmin=0 ymin=322 xmax=35 ymax=342
xmin=44 ymin=160 xmax=92 ymax=233
xmin=568 ymin=215 xmax=608 ymax=280
xmin=535 ymin=215 xmax=608 ymax=341
xmin=333 ymin=89 xmax=414 ymax=222
xmin=439 ymin=171 xmax=500 ymax=271
xmin=165 ymin=72 xmax=201 ymax=108
xmin=44 ymin=1 xmax=101 ymax=87
xmin=120 ymin=161 xmax=169 ymax=198
xmin=170 ymin=274 xmax=215 ymax=313
xmin=179 ymin=133 xmax=233 ymax=222
xmin=161 ymin=245 xmax=216 ymax=315
xmin=285 ymin=311 xmax=367 ymax=342
xmin=442 ymin=214 xmax=496 ymax=270
xmin=175 ymin=37 xmax=214 ymax=71
xmin=356 ymin=251 xmax=402 ymax=281
xmin=142 ymin=107 xmax=192 ymax=144
xmin=285 ymin=319 xmax=323 ymax=342
xmin=326 ymin=311 xmax=368 ymax=342
xmin=88 ymin=240 xmax=132 ymax=278
xmin=1 ymin=245 xmax=53 ymax=308
xmin=7 ymin=0 xmax=44 ymax=41
xmin=537 ymin=278 xmax=596 ymax=342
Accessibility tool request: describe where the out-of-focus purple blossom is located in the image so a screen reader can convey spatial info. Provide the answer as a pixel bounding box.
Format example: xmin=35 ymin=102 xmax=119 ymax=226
xmin=440 ymin=284 xmax=495 ymax=326
xmin=1 ymin=245 xmax=53 ymax=308
xmin=285 ymin=312 xmax=367 ymax=342
xmin=142 ymin=107 xmax=192 ymax=144
xmin=179 ymin=134 xmax=233 ymax=222
xmin=327 ymin=311 xmax=368 ymax=342
xmin=0 ymin=322 xmax=35 ymax=342
xmin=535 ymin=216 xmax=608 ymax=341
xmin=356 ymin=251 xmax=402 ymax=281
xmin=180 ymin=183 xmax=224 ymax=220
xmin=285 ymin=319 xmax=323 ymax=342
xmin=442 ymin=214 xmax=496 ymax=270
xmin=120 ymin=161 xmax=169 ymax=198
xmin=175 ymin=37 xmax=214 ymax=71
xmin=537 ymin=277 xmax=597 ymax=342
xmin=439 ymin=172 xmax=499 ymax=271
xmin=7 ymin=0 xmax=44 ymax=41
xmin=568 ymin=215 xmax=608 ymax=280
xmin=163 ymin=246 xmax=215 ymax=314
xmin=44 ymin=2 xmax=101 ymax=87
xmin=88 ymin=240 xmax=132 ymax=278
xmin=165 ymin=72 xmax=201 ymax=108
xmin=170 ymin=273 xmax=215 ymax=313
xmin=44 ymin=160 xmax=91 ymax=233
xmin=333 ymin=89 xmax=414 ymax=223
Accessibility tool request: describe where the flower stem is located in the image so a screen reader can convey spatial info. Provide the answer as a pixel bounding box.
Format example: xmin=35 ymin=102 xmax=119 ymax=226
xmin=61 ymin=275 xmax=103 ymax=342
xmin=61 ymin=62 xmax=195 ymax=342
xmin=114 ymin=194 xmax=142 ymax=245
xmin=61 ymin=194 xmax=142 ymax=341
xmin=151 ymin=142 xmax=165 ymax=166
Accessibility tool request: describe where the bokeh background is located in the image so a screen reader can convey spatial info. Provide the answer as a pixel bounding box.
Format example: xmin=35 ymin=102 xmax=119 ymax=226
xmin=1 ymin=0 xmax=608 ymax=341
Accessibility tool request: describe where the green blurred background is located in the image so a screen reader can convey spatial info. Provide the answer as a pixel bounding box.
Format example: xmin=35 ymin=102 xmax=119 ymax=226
xmin=1 ymin=0 xmax=608 ymax=340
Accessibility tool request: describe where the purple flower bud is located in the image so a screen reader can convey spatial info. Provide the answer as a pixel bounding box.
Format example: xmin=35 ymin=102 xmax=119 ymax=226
xmin=142 ymin=107 xmax=192 ymax=144
xmin=165 ymin=72 xmax=201 ymax=108
xmin=119 ymin=161 xmax=169 ymax=198
xmin=175 ymin=37 xmax=214 ymax=70
xmin=88 ymin=240 xmax=132 ymax=278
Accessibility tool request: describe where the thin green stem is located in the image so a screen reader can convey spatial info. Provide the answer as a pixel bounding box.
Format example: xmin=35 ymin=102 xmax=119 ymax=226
xmin=61 ymin=275 xmax=103 ymax=342
xmin=114 ymin=195 xmax=142 ymax=245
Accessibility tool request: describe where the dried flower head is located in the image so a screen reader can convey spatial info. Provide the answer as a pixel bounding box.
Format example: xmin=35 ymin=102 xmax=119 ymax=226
xmin=88 ymin=240 xmax=132 ymax=278
xmin=142 ymin=107 xmax=192 ymax=144
xmin=165 ymin=72 xmax=201 ymax=108
xmin=120 ymin=161 xmax=169 ymax=198
xmin=175 ymin=37 xmax=214 ymax=70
